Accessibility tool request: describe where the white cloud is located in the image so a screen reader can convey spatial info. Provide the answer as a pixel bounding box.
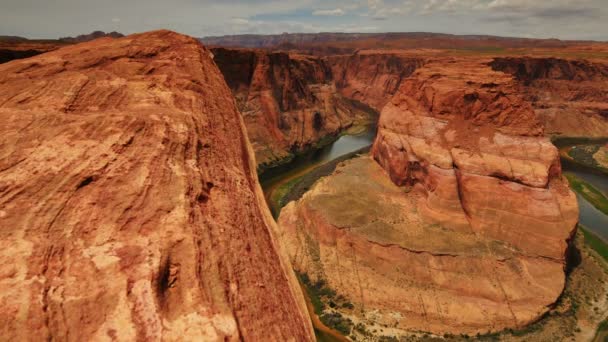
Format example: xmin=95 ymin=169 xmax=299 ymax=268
xmin=312 ymin=8 xmax=345 ymax=16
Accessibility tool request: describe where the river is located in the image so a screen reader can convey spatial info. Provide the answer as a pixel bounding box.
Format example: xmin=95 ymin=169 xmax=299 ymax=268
xmin=260 ymin=126 xmax=377 ymax=216
xmin=258 ymin=131 xmax=608 ymax=341
xmin=560 ymin=148 xmax=608 ymax=241
xmin=259 ymin=126 xmax=376 ymax=342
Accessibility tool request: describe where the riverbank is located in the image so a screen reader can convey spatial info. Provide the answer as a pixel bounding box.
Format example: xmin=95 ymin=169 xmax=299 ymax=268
xmin=566 ymin=174 xmax=608 ymax=216
xmin=260 ymin=124 xmax=376 ymax=217
xmin=556 ymin=137 xmax=608 ymax=177
xmin=269 ymin=146 xmax=371 ymax=216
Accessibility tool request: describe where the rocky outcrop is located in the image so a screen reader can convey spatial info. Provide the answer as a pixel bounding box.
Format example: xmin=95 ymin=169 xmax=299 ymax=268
xmin=373 ymin=58 xmax=577 ymax=261
xmin=490 ymin=57 xmax=608 ymax=137
xmin=327 ymin=51 xmax=425 ymax=111
xmin=0 ymin=40 xmax=61 ymax=64
xmin=0 ymin=32 xmax=123 ymax=65
xmin=0 ymin=30 xmax=314 ymax=341
xmin=278 ymin=58 xmax=578 ymax=335
xmin=212 ymin=47 xmax=375 ymax=171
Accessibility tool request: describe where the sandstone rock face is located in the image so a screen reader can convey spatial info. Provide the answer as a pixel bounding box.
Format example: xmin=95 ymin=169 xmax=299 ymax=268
xmin=0 ymin=30 xmax=313 ymax=341
xmin=0 ymin=32 xmax=124 ymax=65
xmin=328 ymin=51 xmax=425 ymax=111
xmin=212 ymin=47 xmax=375 ymax=170
xmin=490 ymin=57 xmax=608 ymax=137
xmin=372 ymin=58 xmax=577 ymax=260
xmin=278 ymin=58 xmax=578 ymax=335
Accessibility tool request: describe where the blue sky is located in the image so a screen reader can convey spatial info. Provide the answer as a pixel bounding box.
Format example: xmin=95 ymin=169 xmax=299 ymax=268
xmin=1 ymin=0 xmax=606 ymax=40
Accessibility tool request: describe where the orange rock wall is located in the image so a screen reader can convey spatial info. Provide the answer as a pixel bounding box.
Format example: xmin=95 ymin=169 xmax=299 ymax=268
xmin=0 ymin=31 xmax=314 ymax=341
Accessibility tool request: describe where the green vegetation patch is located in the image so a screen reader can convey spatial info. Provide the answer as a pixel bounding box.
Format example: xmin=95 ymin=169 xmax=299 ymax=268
xmin=565 ymin=173 xmax=608 ymax=216
xmin=297 ymin=271 xmax=356 ymax=337
xmin=270 ymin=175 xmax=305 ymax=211
xmin=581 ymin=225 xmax=608 ymax=262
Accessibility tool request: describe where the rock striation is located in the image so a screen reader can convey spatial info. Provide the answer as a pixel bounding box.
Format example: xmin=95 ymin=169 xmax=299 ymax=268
xmin=490 ymin=57 xmax=608 ymax=137
xmin=211 ymin=48 xmax=426 ymax=170
xmin=211 ymin=47 xmax=375 ymax=171
xmin=0 ymin=30 xmax=314 ymax=341
xmin=278 ymin=57 xmax=578 ymax=335
xmin=372 ymin=59 xmax=578 ymax=253
xmin=328 ymin=51 xmax=425 ymax=111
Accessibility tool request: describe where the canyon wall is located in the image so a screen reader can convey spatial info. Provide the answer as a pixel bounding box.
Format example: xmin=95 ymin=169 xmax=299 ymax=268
xmin=278 ymin=57 xmax=579 ymax=335
xmin=212 ymin=47 xmax=375 ymax=171
xmin=490 ymin=57 xmax=608 ymax=137
xmin=327 ymin=51 xmax=425 ymax=111
xmin=371 ymin=58 xmax=577 ymax=257
xmin=211 ymin=48 xmax=425 ymax=170
xmin=0 ymin=31 xmax=314 ymax=341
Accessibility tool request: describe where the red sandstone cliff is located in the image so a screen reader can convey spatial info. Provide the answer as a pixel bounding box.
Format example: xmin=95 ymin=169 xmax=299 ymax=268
xmin=0 ymin=30 xmax=314 ymax=341
xmin=212 ymin=47 xmax=376 ymax=170
xmin=327 ymin=51 xmax=425 ymax=111
xmin=211 ymin=48 xmax=425 ymax=170
xmin=372 ymin=58 xmax=577 ymax=258
xmin=490 ymin=57 xmax=608 ymax=137
xmin=277 ymin=56 xmax=579 ymax=335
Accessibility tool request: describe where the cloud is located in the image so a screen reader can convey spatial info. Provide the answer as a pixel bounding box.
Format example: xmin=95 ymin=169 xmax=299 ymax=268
xmin=0 ymin=0 xmax=606 ymax=40
xmin=312 ymin=8 xmax=345 ymax=16
xmin=365 ymin=0 xmax=413 ymax=19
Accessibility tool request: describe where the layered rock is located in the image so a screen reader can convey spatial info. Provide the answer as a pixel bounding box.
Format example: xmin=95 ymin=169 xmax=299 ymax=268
xmin=278 ymin=58 xmax=578 ymax=335
xmin=328 ymin=51 xmax=425 ymax=111
xmin=374 ymin=58 xmax=578 ymax=265
xmin=0 ymin=30 xmax=314 ymax=341
xmin=212 ymin=47 xmax=375 ymax=171
xmin=490 ymin=57 xmax=608 ymax=137
xmin=0 ymin=32 xmax=123 ymax=65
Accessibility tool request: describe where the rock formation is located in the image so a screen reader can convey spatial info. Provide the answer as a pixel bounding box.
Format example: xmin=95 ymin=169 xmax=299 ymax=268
xmin=0 ymin=31 xmax=123 ymax=65
xmin=490 ymin=57 xmax=608 ymax=137
xmin=0 ymin=30 xmax=314 ymax=341
xmin=212 ymin=47 xmax=375 ymax=171
xmin=327 ymin=51 xmax=425 ymax=111
xmin=0 ymin=39 xmax=63 ymax=64
xmin=211 ymin=48 xmax=427 ymax=171
xmin=278 ymin=57 xmax=578 ymax=335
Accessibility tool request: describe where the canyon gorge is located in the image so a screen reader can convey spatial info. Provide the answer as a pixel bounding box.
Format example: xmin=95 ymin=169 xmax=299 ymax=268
xmin=0 ymin=29 xmax=607 ymax=341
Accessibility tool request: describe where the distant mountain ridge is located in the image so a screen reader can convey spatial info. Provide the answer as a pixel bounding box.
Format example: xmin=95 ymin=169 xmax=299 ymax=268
xmin=58 ymin=30 xmax=124 ymax=43
xmin=200 ymin=32 xmax=598 ymax=54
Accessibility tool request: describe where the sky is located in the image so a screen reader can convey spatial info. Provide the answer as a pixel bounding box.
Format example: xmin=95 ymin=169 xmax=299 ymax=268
xmin=1 ymin=0 xmax=606 ymax=41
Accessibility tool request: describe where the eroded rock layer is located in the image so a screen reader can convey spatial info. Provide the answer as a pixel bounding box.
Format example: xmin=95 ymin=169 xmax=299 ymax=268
xmin=0 ymin=30 xmax=314 ymax=341
xmin=278 ymin=58 xmax=578 ymax=335
xmin=212 ymin=47 xmax=375 ymax=170
xmin=327 ymin=51 xmax=425 ymax=111
xmin=490 ymin=57 xmax=608 ymax=137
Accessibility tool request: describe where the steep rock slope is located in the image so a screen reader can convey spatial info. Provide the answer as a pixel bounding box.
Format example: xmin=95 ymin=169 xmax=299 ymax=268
xmin=211 ymin=48 xmax=425 ymax=171
xmin=372 ymin=58 xmax=577 ymax=258
xmin=490 ymin=57 xmax=608 ymax=137
xmin=327 ymin=51 xmax=425 ymax=111
xmin=212 ymin=47 xmax=375 ymax=171
xmin=0 ymin=31 xmax=313 ymax=341
xmin=278 ymin=58 xmax=578 ymax=335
